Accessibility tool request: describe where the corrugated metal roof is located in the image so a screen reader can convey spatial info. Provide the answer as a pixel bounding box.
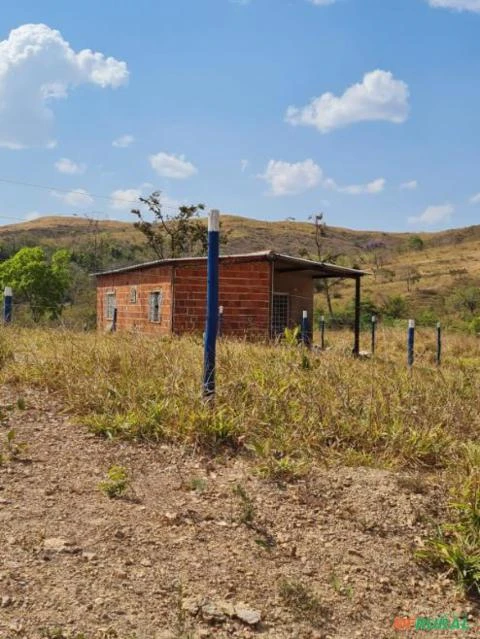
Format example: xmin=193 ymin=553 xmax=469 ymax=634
xmin=93 ymin=250 xmax=366 ymax=278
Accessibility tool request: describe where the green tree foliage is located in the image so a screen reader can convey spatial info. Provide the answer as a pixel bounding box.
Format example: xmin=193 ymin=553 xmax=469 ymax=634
xmin=382 ymin=294 xmax=408 ymax=319
xmin=0 ymin=247 xmax=71 ymax=322
xmin=132 ymin=191 xmax=228 ymax=259
xmin=450 ymin=286 xmax=480 ymax=317
xmin=408 ymin=235 xmax=425 ymax=251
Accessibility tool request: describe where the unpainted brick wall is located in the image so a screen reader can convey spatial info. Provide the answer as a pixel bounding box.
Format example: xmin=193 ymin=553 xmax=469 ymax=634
xmin=96 ymin=265 xmax=173 ymax=335
xmin=96 ymin=259 xmax=272 ymax=337
xmin=173 ymin=260 xmax=271 ymax=337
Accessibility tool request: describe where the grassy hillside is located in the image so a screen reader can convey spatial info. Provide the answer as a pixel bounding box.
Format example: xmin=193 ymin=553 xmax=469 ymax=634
xmin=2 ymin=214 xmax=480 ymax=327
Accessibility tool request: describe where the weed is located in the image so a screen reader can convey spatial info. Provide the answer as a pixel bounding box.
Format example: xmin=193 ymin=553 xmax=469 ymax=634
xmin=4 ymin=429 xmax=27 ymax=460
xmin=418 ymin=478 xmax=480 ymax=596
xmin=98 ymin=465 xmax=129 ymax=499
xmin=16 ymin=396 xmax=26 ymax=410
xmin=187 ymin=477 xmax=207 ymax=493
xmin=330 ymin=571 xmax=354 ymax=598
xmin=279 ymin=579 xmax=329 ymax=626
xmin=233 ymin=483 xmax=255 ymax=524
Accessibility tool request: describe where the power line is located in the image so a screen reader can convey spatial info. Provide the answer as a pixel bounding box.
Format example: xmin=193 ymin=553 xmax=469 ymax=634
xmin=0 ymin=176 xmax=184 ymax=211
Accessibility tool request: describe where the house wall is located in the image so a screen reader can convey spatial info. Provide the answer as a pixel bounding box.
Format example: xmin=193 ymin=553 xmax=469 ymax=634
xmin=173 ymin=259 xmax=271 ymax=338
xmin=273 ymin=270 xmax=314 ymax=333
xmin=96 ymin=258 xmax=272 ymax=338
xmin=96 ymin=265 xmax=173 ymax=335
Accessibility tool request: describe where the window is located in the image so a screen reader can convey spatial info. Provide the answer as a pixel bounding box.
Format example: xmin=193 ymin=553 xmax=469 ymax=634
xmin=129 ymin=286 xmax=137 ymax=304
xmin=148 ymin=291 xmax=162 ymax=323
xmin=105 ymin=292 xmax=116 ymax=320
xmin=272 ymin=293 xmax=289 ymax=337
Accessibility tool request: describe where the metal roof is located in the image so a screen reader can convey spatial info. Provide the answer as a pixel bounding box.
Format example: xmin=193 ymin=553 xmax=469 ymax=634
xmin=94 ymin=250 xmax=366 ymax=279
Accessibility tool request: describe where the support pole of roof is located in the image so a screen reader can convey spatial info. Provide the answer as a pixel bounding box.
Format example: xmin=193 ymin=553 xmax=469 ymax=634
xmin=203 ymin=209 xmax=220 ymax=400
xmin=353 ymin=276 xmax=361 ymax=357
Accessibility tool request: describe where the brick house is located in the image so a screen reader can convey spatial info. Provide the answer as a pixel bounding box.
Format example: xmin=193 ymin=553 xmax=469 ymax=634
xmin=95 ymin=251 xmax=365 ymax=350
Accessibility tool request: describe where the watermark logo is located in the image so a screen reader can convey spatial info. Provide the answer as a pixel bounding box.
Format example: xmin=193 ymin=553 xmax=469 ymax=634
xmin=393 ymin=615 xmax=469 ymax=632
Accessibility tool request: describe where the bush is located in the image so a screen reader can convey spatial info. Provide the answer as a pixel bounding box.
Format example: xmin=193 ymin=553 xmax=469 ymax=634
xmin=470 ymin=317 xmax=480 ymax=336
xmin=382 ymin=295 xmax=408 ymax=320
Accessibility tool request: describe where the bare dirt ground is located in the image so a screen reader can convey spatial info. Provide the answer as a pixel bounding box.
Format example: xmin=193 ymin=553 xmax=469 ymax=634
xmin=1 ymin=386 xmax=479 ymax=639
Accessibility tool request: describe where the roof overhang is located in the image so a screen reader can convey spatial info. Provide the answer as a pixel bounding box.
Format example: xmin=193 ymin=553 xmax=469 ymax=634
xmin=93 ymin=250 xmax=367 ymax=279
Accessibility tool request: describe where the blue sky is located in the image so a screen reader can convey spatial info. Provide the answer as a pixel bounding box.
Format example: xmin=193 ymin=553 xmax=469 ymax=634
xmin=0 ymin=0 xmax=479 ymax=231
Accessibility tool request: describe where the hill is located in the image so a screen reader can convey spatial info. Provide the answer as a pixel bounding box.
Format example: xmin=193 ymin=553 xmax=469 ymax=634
xmin=1 ymin=214 xmax=480 ymax=326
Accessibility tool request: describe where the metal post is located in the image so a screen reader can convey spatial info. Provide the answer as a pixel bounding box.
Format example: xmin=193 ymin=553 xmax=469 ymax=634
xmin=408 ymin=319 xmax=415 ymax=368
xmin=203 ymin=209 xmax=220 ymax=399
xmin=320 ymin=315 xmax=325 ymax=350
xmin=301 ymin=310 xmax=309 ymax=346
xmin=436 ymin=321 xmax=442 ymax=366
xmin=112 ymin=307 xmax=117 ymax=332
xmin=218 ymin=305 xmax=224 ymax=338
xmin=3 ymin=287 xmax=12 ymax=324
xmin=353 ymin=277 xmax=361 ymax=357
xmin=371 ymin=315 xmax=376 ymax=355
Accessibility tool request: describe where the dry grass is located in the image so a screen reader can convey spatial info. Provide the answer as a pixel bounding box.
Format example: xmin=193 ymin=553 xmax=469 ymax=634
xmin=1 ymin=326 xmax=479 ymax=471
xmin=1 ymin=325 xmax=480 ymax=594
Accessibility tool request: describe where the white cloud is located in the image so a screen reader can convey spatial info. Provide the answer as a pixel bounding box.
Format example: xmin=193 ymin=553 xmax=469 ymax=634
xmin=259 ymin=159 xmax=323 ymax=196
xmin=110 ymin=188 xmax=142 ymax=210
xmin=428 ymin=0 xmax=480 ymax=12
xmin=400 ymin=180 xmax=418 ymax=190
xmin=259 ymin=159 xmax=386 ymax=197
xmin=0 ymin=23 xmax=128 ymax=149
xmin=112 ymin=134 xmax=134 ymax=148
xmin=286 ymin=70 xmax=409 ymax=133
xmin=55 ymin=157 xmax=86 ymax=175
xmin=51 ymin=188 xmax=94 ymax=208
xmin=241 ymin=159 xmax=249 ymax=173
xmin=339 ymin=178 xmax=386 ymax=195
xmin=469 ymin=193 xmax=480 ymax=204
xmin=149 ymin=152 xmax=198 ymax=179
xmin=408 ymin=203 xmax=454 ymax=226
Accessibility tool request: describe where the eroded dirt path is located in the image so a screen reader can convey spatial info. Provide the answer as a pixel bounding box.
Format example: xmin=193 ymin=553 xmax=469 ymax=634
xmin=0 ymin=386 xmax=478 ymax=639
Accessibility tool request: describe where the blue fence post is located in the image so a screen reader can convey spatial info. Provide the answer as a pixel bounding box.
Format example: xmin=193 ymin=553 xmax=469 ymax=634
xmin=371 ymin=314 xmax=376 ymax=355
xmin=203 ymin=209 xmax=220 ymax=399
xmin=436 ymin=321 xmax=442 ymax=366
xmin=3 ymin=287 xmax=12 ymax=324
xmin=407 ymin=319 xmax=415 ymax=368
xmin=218 ymin=305 xmax=224 ymax=338
xmin=319 ymin=315 xmax=325 ymax=350
xmin=301 ymin=310 xmax=309 ymax=346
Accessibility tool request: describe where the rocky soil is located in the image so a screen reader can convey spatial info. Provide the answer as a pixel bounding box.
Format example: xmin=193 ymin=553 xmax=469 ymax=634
xmin=0 ymin=386 xmax=479 ymax=639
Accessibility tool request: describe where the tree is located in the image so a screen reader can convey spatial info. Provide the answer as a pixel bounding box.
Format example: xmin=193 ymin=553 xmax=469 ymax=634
xmin=363 ymin=240 xmax=388 ymax=280
xmin=382 ymin=294 xmax=408 ymax=319
xmin=132 ymin=192 xmax=228 ymax=259
xmin=300 ymin=213 xmax=343 ymax=316
xmin=408 ymin=235 xmax=424 ymax=251
xmin=398 ymin=265 xmax=421 ymax=292
xmin=0 ymin=247 xmax=71 ymax=322
xmin=450 ymin=286 xmax=480 ymax=317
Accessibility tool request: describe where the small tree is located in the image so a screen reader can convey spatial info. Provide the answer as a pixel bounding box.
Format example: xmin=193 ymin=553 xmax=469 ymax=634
xmin=408 ymin=235 xmax=425 ymax=251
xmin=451 ymin=286 xmax=480 ymax=317
xmin=300 ymin=213 xmax=343 ymax=316
xmin=132 ymin=192 xmax=227 ymax=259
xmin=0 ymin=247 xmax=71 ymax=322
xmin=363 ymin=240 xmax=388 ymax=280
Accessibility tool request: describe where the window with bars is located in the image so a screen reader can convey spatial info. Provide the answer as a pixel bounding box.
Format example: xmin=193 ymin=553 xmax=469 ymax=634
xmin=105 ymin=292 xmax=116 ymax=320
xmin=129 ymin=286 xmax=137 ymax=304
xmin=148 ymin=291 xmax=162 ymax=323
xmin=272 ymin=293 xmax=289 ymax=337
